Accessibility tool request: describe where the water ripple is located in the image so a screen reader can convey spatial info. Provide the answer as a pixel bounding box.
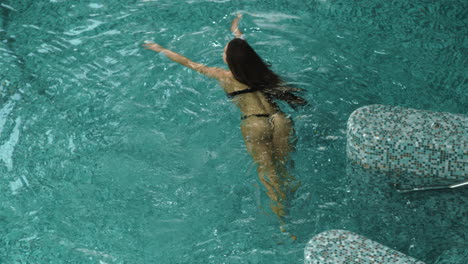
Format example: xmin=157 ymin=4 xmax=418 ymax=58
xmin=64 ymin=19 xmax=105 ymax=36
xmin=0 ymin=116 xmax=21 ymax=171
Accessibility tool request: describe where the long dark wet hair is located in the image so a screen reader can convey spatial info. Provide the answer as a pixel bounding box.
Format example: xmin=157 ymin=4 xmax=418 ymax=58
xmin=225 ymin=38 xmax=307 ymax=108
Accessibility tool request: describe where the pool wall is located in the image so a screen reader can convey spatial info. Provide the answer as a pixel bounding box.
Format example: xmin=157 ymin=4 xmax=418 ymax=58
xmin=347 ymin=104 xmax=467 ymax=188
xmin=304 ymin=230 xmax=426 ymax=264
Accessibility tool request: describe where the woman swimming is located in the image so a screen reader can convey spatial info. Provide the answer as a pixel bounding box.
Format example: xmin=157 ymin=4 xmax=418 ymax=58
xmin=143 ymin=14 xmax=307 ymax=238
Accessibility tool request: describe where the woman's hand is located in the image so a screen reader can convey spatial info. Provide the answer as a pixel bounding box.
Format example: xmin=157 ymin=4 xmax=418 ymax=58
xmin=231 ymin=13 xmax=243 ymax=38
xmin=143 ymin=42 xmax=165 ymax=53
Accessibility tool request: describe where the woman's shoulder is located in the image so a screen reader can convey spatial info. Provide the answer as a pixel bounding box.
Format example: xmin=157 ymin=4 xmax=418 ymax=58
xmin=217 ymin=71 xmax=236 ymax=85
xmin=218 ymin=71 xmax=249 ymax=93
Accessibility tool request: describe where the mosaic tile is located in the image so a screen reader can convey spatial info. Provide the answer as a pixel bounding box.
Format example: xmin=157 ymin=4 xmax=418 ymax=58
xmin=347 ymin=105 xmax=467 ymax=187
xmin=304 ymin=230 xmax=425 ymax=264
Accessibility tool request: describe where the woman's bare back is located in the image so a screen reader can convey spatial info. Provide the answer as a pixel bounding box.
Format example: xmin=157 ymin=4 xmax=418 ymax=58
xmin=218 ymin=72 xmax=280 ymax=117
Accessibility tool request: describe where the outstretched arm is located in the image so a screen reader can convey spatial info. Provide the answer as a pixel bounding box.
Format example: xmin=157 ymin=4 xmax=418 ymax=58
xmin=143 ymin=43 xmax=225 ymax=80
xmin=230 ymin=14 xmax=243 ymax=38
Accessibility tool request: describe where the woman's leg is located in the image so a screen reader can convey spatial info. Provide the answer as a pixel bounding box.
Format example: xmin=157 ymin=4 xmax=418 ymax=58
xmin=240 ymin=117 xmax=288 ymax=220
xmin=270 ymin=113 xmax=300 ymax=192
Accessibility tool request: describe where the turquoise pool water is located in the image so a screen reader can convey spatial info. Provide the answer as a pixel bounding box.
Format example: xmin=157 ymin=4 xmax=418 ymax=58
xmin=0 ymin=0 xmax=466 ymax=263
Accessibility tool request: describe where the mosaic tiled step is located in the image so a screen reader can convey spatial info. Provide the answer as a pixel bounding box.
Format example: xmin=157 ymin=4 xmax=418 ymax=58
xmin=347 ymin=105 xmax=468 ymax=185
xmin=304 ymin=230 xmax=425 ymax=264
